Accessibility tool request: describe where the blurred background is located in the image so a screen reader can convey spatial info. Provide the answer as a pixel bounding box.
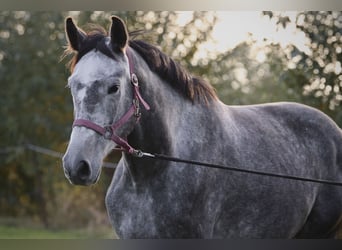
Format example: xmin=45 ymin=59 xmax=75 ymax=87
xmin=0 ymin=11 xmax=341 ymax=238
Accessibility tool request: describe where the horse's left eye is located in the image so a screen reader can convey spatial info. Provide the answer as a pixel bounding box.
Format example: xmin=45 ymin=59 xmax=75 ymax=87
xmin=108 ymin=85 xmax=119 ymax=94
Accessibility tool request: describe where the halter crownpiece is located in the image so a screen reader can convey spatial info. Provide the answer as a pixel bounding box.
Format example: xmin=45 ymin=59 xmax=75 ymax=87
xmin=72 ymin=48 xmax=150 ymax=155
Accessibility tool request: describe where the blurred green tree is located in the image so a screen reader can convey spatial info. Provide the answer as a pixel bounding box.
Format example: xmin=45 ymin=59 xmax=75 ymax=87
xmin=263 ymin=11 xmax=342 ymax=126
xmin=0 ymin=11 xmax=72 ymax=227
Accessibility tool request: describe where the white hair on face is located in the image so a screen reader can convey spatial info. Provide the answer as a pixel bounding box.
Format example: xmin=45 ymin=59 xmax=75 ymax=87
xmin=69 ymin=50 xmax=117 ymax=88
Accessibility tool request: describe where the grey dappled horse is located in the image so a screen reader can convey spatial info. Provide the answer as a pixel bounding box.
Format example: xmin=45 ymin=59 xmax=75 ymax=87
xmin=62 ymin=16 xmax=342 ymax=238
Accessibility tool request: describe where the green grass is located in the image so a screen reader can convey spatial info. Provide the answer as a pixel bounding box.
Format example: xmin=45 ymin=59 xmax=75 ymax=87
xmin=0 ymin=226 xmax=114 ymax=239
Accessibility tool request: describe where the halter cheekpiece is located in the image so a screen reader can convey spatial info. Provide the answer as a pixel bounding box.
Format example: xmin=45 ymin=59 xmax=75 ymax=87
xmin=72 ymin=48 xmax=150 ymax=156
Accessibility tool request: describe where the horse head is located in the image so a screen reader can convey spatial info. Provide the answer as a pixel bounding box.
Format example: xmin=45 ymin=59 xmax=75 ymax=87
xmin=62 ymin=16 xmax=136 ymax=185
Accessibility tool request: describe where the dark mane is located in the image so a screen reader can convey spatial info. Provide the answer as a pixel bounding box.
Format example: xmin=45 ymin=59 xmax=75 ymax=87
xmin=129 ymin=40 xmax=217 ymax=104
xmin=64 ymin=27 xmax=217 ymax=104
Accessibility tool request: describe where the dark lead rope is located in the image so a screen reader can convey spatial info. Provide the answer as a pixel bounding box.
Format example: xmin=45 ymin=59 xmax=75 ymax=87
xmin=132 ymin=150 xmax=342 ymax=187
xmin=24 ymin=143 xmax=342 ymax=187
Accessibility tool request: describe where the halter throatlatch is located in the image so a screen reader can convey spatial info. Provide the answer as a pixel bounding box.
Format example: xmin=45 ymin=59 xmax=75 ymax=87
xmin=72 ymin=49 xmax=150 ymax=156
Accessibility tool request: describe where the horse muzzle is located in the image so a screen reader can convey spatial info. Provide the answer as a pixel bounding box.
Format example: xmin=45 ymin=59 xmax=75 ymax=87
xmin=62 ymin=152 xmax=100 ymax=186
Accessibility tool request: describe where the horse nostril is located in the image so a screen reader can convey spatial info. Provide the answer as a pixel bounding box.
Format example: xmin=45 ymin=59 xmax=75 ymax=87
xmin=76 ymin=160 xmax=91 ymax=180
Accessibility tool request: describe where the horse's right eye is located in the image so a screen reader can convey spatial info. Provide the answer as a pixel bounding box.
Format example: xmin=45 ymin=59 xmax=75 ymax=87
xmin=108 ymin=85 xmax=119 ymax=94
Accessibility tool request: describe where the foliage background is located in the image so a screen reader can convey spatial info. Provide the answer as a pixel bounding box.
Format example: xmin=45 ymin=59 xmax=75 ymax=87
xmin=0 ymin=11 xmax=341 ymax=236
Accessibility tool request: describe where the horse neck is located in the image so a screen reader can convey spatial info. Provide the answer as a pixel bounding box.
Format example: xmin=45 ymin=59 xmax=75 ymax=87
xmin=123 ymin=49 xmax=209 ymax=182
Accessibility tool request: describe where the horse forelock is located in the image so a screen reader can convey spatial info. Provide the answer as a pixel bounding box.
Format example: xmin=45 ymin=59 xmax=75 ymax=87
xmin=64 ymin=26 xmax=115 ymax=73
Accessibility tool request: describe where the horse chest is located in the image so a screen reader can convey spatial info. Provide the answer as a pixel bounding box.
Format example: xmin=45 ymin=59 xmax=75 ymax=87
xmin=105 ymin=167 xmax=202 ymax=238
xmin=106 ymin=181 xmax=158 ymax=238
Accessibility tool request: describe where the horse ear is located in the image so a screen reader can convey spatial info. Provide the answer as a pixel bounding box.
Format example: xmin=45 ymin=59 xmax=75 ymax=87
xmin=110 ymin=16 xmax=128 ymax=51
xmin=65 ymin=17 xmax=86 ymax=51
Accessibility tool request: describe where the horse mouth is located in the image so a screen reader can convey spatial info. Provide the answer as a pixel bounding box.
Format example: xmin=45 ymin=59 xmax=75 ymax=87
xmin=65 ymin=169 xmax=101 ymax=186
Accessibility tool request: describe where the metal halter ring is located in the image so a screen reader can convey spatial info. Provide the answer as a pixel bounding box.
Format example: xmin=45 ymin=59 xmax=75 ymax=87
xmin=131 ymin=73 xmax=139 ymax=86
xmin=132 ymin=149 xmax=143 ymax=158
xmin=104 ymin=126 xmax=113 ymax=140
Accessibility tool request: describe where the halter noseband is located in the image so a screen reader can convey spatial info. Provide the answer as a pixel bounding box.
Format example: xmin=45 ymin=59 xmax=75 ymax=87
xmin=72 ymin=49 xmax=150 ymax=155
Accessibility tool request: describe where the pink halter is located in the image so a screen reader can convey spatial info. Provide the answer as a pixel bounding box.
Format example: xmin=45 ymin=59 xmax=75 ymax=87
xmin=72 ymin=49 xmax=150 ymax=155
